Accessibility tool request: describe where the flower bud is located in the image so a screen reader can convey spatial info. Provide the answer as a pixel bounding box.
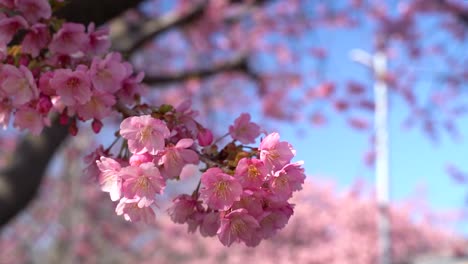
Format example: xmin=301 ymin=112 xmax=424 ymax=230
xmin=197 ymin=128 xmax=213 ymax=146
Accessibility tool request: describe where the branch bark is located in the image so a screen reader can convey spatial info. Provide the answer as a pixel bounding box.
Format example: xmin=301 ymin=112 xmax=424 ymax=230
xmin=111 ymin=0 xmax=208 ymax=55
xmin=143 ymin=54 xmax=259 ymax=85
xmin=55 ymin=0 xmax=145 ymax=26
xmin=0 ymin=0 xmax=144 ymax=229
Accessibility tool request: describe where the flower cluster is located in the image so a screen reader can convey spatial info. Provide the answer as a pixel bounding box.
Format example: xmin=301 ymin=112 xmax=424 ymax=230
xmin=0 ymin=0 xmax=143 ymax=134
xmin=1 ymin=0 xmax=306 ymax=248
xmin=92 ymin=108 xmax=305 ymax=247
xmin=174 ymin=131 xmax=305 ymax=247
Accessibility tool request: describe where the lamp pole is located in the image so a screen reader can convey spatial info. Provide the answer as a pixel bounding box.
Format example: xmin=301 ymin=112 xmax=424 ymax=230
xmin=351 ymin=49 xmax=391 ymax=264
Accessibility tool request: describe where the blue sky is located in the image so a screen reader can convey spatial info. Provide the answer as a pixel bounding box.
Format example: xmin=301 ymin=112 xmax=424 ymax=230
xmin=265 ymin=4 xmax=468 ymax=233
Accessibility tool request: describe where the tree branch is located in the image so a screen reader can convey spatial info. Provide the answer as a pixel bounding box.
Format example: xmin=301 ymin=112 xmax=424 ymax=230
xmin=0 ymin=0 xmax=144 ymax=229
xmin=55 ymin=0 xmax=145 ymax=26
xmin=111 ymin=0 xmax=208 ymax=55
xmin=437 ymin=0 xmax=468 ymax=26
xmin=143 ymin=54 xmax=259 ymax=85
xmin=0 ymin=122 xmax=68 ymax=227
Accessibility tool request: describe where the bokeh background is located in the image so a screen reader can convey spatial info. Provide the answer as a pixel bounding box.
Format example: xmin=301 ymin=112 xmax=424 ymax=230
xmin=1 ymin=0 xmax=468 ymax=263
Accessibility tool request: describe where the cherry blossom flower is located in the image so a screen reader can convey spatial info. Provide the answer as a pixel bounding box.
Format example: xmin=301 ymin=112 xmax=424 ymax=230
xmin=116 ymin=72 xmax=145 ymax=105
xmin=15 ymin=0 xmax=51 ymax=23
xmin=86 ymin=23 xmax=111 ymax=55
xmin=257 ymin=205 xmax=293 ymax=239
xmin=234 ymin=158 xmax=267 ymax=189
xmin=22 ymin=23 xmax=50 ymax=57
xmin=200 ymin=167 xmax=242 ymax=210
xmin=167 ymin=194 xmax=199 ymax=224
xmin=13 ymin=106 xmax=47 ymax=135
xmin=75 ymin=92 xmax=115 ymax=120
xmin=218 ymin=208 xmax=260 ymax=247
xmin=200 ymin=212 xmax=221 ymax=237
xmin=0 ymin=64 xmax=38 ymax=106
xmin=120 ymin=115 xmax=171 ymax=155
xmin=96 ymin=157 xmax=122 ymax=201
xmin=49 ymin=23 xmax=88 ymax=54
xmin=270 ymin=161 xmax=306 ymax=201
xmin=50 ymin=67 xmax=92 ymax=106
xmin=89 ymin=52 xmax=127 ymax=93
xmin=83 ymin=145 xmax=107 ymax=181
xmin=115 ymin=197 xmax=156 ymax=224
xmin=232 ymin=190 xmax=265 ymax=219
xmin=229 ymin=113 xmax=261 ymax=144
xmin=159 ymin=138 xmax=199 ymax=179
xmin=259 ymin=132 xmax=296 ymax=171
xmin=120 ymin=162 xmax=166 ymax=208
xmin=38 ymin=71 xmax=55 ymax=96
xmin=0 ymin=15 xmax=27 ymax=46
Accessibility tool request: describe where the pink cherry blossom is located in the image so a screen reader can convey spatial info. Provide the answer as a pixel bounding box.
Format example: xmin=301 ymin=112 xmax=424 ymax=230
xmin=229 ymin=113 xmax=261 ymax=144
xmin=119 ymin=115 xmax=171 ymax=155
xmin=232 ymin=190 xmax=265 ymax=219
xmin=50 ymin=67 xmax=92 ymax=106
xmin=0 ymin=64 xmax=38 ymax=106
xmin=14 ymin=0 xmax=51 ymax=23
xmin=200 ymin=167 xmax=242 ymax=210
xmin=38 ymin=71 xmax=55 ymax=96
xmin=159 ymin=138 xmax=199 ymax=179
xmin=257 ymin=205 xmax=293 ymax=239
xmin=120 ymin=162 xmax=166 ymax=208
xmin=86 ymin=23 xmax=111 ymax=55
xmin=0 ymin=15 xmax=27 ymax=46
xmin=200 ymin=212 xmax=221 ymax=237
xmin=13 ymin=106 xmax=47 ymax=135
xmin=21 ymin=23 xmax=50 ymax=57
xmin=234 ymin=158 xmax=267 ymax=189
xmin=167 ymin=194 xmax=198 ymax=224
xmin=75 ymin=92 xmax=115 ymax=120
xmin=116 ymin=72 xmax=145 ymax=105
xmin=96 ymin=156 xmax=122 ymax=201
xmin=49 ymin=23 xmax=88 ymax=54
xmin=269 ymin=161 xmax=305 ymax=201
xmin=218 ymin=208 xmax=260 ymax=247
xmin=259 ymin=132 xmax=296 ymax=171
xmin=83 ymin=145 xmax=107 ymax=181
xmin=115 ymin=197 xmax=156 ymax=224
xmin=89 ymin=52 xmax=127 ymax=93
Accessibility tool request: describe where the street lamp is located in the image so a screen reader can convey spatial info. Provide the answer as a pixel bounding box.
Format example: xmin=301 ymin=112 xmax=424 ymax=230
xmin=350 ymin=48 xmax=391 ymax=264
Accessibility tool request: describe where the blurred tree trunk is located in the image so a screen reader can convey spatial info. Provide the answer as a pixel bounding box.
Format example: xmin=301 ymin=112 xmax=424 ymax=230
xmin=0 ymin=0 xmax=144 ymax=229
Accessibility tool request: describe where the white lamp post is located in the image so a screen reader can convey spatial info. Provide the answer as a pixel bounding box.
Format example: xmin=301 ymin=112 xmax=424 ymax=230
xmin=350 ymin=48 xmax=391 ymax=264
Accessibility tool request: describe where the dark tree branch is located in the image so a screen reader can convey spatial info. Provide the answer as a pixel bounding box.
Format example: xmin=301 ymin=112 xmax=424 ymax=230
xmin=0 ymin=0 xmax=145 ymax=229
xmin=112 ymin=0 xmax=208 ymax=55
xmin=143 ymin=54 xmax=259 ymax=85
xmin=438 ymin=0 xmax=468 ymax=26
xmin=55 ymin=0 xmax=145 ymax=26
xmin=0 ymin=122 xmax=68 ymax=227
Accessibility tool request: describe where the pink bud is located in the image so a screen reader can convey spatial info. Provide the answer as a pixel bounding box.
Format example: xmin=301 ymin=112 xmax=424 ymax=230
xmin=197 ymin=128 xmax=213 ymax=146
xmin=68 ymin=120 xmax=78 ymax=136
xmin=92 ymin=119 xmax=103 ymax=133
xmin=37 ymin=95 xmax=52 ymax=114
xmin=59 ymin=111 xmax=68 ymax=125
xmin=129 ymin=153 xmax=153 ymax=166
